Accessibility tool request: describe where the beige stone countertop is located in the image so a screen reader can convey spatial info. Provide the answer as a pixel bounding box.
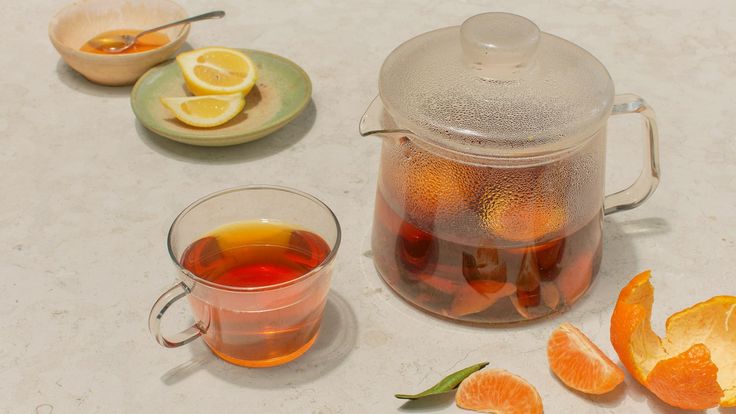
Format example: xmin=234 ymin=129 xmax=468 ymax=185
xmin=2 ymin=0 xmax=736 ymax=413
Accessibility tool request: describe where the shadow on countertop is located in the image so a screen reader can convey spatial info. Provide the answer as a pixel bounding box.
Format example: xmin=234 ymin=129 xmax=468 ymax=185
xmin=579 ymin=215 xmax=672 ymax=309
xmin=626 ymin=375 xmax=708 ymax=414
xmin=554 ymin=372 xmax=628 ymax=408
xmin=55 ymin=58 xmax=132 ymax=97
xmin=398 ymin=392 xmax=455 ymax=412
xmin=135 ymin=99 xmax=316 ymax=164
xmin=159 ymin=289 xmax=357 ymax=388
xmin=54 ymin=42 xmax=193 ymax=98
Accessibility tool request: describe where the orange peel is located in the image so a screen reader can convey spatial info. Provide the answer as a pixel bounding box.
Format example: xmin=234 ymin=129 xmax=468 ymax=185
xmin=610 ymin=270 xmax=736 ymax=409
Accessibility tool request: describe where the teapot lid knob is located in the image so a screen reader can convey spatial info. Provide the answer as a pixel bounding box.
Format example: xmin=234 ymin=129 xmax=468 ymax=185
xmin=460 ymin=12 xmax=540 ymax=81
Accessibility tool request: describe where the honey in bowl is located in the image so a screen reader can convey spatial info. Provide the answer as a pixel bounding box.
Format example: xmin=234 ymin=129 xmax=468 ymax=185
xmin=80 ymin=29 xmax=169 ymax=54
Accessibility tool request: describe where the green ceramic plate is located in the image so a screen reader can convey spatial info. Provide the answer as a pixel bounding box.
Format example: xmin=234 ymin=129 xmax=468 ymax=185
xmin=131 ymin=49 xmax=312 ymax=146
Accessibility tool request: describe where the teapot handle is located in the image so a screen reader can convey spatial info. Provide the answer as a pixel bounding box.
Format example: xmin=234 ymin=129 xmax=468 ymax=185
xmin=603 ymin=94 xmax=661 ymax=215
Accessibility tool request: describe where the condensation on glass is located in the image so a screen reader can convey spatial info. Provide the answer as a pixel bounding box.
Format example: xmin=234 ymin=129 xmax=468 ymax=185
xmin=360 ymin=13 xmax=660 ymax=324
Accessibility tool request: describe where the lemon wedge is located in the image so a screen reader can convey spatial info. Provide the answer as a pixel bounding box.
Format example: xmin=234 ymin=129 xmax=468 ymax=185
xmin=160 ymin=93 xmax=245 ymax=128
xmin=176 ymin=47 xmax=257 ymax=96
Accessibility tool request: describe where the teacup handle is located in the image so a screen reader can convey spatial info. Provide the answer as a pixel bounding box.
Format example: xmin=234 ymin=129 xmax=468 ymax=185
xmin=604 ymin=94 xmax=661 ymax=215
xmin=148 ymin=282 xmax=204 ymax=348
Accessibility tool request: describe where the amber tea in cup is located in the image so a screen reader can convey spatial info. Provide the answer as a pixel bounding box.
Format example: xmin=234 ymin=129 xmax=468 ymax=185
xmin=183 ymin=221 xmax=331 ymax=365
xmin=149 ymin=186 xmax=340 ymax=367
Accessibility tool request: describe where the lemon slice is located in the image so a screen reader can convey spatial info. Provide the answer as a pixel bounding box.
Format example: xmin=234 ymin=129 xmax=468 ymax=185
xmin=160 ymin=93 xmax=245 ymax=128
xmin=176 ymin=47 xmax=257 ymax=96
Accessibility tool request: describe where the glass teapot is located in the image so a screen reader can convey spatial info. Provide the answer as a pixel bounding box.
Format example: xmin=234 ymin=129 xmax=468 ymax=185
xmin=359 ymin=13 xmax=660 ymax=324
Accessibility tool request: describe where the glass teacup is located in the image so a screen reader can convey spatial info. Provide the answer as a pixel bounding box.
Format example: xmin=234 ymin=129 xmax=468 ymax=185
xmin=148 ymin=186 xmax=341 ymax=367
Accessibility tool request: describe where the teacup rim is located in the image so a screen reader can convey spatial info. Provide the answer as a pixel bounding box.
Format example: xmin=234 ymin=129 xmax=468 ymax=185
xmin=167 ymin=185 xmax=342 ymax=293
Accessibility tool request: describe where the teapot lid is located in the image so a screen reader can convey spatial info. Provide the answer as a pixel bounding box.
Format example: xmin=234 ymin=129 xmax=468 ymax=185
xmin=378 ymin=13 xmax=614 ymax=158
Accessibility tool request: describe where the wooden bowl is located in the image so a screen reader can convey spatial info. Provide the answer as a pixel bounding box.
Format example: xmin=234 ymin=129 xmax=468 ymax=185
xmin=49 ymin=0 xmax=190 ymax=86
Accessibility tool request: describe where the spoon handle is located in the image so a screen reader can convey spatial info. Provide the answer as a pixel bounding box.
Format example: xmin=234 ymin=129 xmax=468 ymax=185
xmin=136 ymin=10 xmax=225 ymax=38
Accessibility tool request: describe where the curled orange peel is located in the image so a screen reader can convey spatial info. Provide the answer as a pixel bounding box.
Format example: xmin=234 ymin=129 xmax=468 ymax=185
xmin=610 ymin=270 xmax=736 ymax=409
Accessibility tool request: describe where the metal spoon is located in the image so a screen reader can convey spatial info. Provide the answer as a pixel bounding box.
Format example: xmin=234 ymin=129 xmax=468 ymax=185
xmin=88 ymin=10 xmax=226 ymax=54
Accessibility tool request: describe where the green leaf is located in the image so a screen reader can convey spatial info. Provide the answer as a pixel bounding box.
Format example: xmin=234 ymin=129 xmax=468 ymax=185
xmin=394 ymin=362 xmax=489 ymax=400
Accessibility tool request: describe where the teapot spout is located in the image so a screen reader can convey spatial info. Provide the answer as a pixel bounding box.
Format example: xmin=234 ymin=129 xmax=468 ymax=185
xmin=359 ymin=96 xmax=412 ymax=137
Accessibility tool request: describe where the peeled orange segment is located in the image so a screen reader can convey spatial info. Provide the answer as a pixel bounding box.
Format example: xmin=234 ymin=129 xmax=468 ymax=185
xmin=610 ymin=270 xmax=736 ymax=409
xmin=160 ymin=93 xmax=245 ymax=128
xmin=176 ymin=47 xmax=257 ymax=96
xmin=547 ymin=323 xmax=624 ymax=394
xmin=455 ymin=369 xmax=543 ymax=414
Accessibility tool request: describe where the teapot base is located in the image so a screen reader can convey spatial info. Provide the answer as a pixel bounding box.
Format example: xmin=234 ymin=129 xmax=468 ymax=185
xmin=370 ymin=190 xmax=602 ymax=325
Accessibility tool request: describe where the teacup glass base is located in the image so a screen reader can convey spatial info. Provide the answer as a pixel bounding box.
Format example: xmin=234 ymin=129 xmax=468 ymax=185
xmin=206 ymin=332 xmax=319 ymax=368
